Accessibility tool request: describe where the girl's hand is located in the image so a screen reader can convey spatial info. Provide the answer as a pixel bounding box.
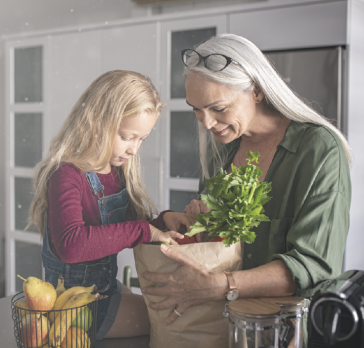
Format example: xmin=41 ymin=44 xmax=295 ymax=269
xmin=149 ymin=224 xmax=184 ymax=245
xmin=163 ymin=212 xmax=197 ymax=233
xmin=183 ymin=199 xmax=211 ymax=216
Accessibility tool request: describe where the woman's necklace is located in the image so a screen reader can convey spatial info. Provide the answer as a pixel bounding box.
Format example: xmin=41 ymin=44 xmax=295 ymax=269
xmin=240 ymin=116 xmax=282 ymax=167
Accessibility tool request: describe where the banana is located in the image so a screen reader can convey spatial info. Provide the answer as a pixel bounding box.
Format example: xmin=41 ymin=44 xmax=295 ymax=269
xmin=55 ymin=275 xmax=66 ymax=297
xmin=49 ymin=284 xmax=96 ymax=325
xmin=60 ymin=327 xmax=90 ymax=348
xmin=53 ymin=284 xmax=96 ymax=310
xmin=49 ymin=292 xmax=105 ymax=347
xmin=15 ymin=300 xmax=29 ymax=309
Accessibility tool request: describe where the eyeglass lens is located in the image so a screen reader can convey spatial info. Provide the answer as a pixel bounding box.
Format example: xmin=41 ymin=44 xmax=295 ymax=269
xmin=182 ymin=49 xmax=229 ymax=72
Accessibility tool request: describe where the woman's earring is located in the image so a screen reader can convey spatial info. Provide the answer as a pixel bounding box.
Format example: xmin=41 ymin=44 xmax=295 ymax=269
xmin=256 ymin=99 xmax=260 ymax=103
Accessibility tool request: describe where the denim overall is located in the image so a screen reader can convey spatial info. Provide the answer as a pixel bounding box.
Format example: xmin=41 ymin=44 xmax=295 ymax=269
xmin=42 ymin=171 xmax=129 ymax=339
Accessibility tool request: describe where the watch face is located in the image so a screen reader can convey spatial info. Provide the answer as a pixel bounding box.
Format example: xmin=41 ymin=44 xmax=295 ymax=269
xmin=227 ymin=290 xmax=239 ymax=301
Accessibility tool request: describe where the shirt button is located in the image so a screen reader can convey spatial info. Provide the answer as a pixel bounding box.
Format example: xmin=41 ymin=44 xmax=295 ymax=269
xmin=247 ymin=254 xmax=252 ymax=259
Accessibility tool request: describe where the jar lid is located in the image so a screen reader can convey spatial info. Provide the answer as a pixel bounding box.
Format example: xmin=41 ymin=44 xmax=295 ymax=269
xmin=228 ymin=298 xmax=281 ymax=316
xmin=260 ymin=296 xmax=306 ymax=312
xmin=260 ymin=296 xmax=305 ymax=306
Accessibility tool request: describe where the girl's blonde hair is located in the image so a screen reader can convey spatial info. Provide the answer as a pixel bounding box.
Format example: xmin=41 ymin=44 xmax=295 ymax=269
xmin=183 ymin=34 xmax=352 ymax=179
xmin=29 ymin=70 xmax=163 ymax=236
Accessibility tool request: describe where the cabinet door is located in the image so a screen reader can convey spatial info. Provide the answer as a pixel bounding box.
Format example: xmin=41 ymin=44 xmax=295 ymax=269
xmin=229 ymin=1 xmax=347 ymax=51
xmin=49 ymin=31 xmax=102 ymax=145
xmin=102 ymin=23 xmax=159 ymax=206
xmin=160 ymin=15 xmax=228 ymax=212
xmin=5 ymin=38 xmax=47 ymax=295
xmin=102 ymin=24 xmax=159 ymax=293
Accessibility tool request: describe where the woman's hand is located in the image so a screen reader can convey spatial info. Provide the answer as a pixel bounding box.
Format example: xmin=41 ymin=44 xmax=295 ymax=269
xmin=149 ymin=224 xmax=184 ymax=245
xmin=183 ymin=199 xmax=211 ymax=216
xmin=141 ymin=244 xmax=227 ymax=325
xmin=163 ymin=212 xmax=197 ymax=233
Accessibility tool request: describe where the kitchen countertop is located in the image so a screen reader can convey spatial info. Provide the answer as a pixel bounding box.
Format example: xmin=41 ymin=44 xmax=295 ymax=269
xmin=0 ymin=294 xmax=150 ymax=348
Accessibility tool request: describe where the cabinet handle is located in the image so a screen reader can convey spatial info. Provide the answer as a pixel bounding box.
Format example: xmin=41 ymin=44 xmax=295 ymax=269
xmin=159 ymin=156 xmax=164 ymax=211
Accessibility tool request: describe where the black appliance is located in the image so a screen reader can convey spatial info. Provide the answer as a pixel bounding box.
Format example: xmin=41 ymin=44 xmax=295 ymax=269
xmin=308 ymin=270 xmax=364 ymax=347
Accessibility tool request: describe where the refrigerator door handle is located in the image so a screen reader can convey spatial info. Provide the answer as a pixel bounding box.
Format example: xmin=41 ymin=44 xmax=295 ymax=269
xmin=337 ymin=46 xmax=342 ymax=131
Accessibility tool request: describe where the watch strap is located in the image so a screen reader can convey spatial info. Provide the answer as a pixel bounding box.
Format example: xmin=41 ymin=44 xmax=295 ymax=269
xmin=223 ymin=271 xmax=238 ymax=295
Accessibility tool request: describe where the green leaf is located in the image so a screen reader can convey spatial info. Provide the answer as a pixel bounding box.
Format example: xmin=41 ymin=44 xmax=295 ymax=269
xmin=229 ymin=212 xmax=244 ymax=219
xmin=246 ymin=151 xmax=260 ymax=164
xmin=201 ymin=194 xmax=222 ymax=211
xmin=212 ymin=208 xmax=227 ymax=216
xmin=186 ymin=222 xmax=207 ymax=236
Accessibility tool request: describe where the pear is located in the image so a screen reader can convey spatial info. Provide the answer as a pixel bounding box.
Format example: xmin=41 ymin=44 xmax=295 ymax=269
xmin=17 ymin=275 xmax=57 ymax=311
xmin=20 ymin=312 xmax=49 ymax=348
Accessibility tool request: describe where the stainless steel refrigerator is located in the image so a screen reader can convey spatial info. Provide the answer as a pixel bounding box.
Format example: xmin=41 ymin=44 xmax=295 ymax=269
xmin=265 ymin=47 xmax=345 ymax=134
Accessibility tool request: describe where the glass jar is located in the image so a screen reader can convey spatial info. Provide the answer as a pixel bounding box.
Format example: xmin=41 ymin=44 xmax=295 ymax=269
xmin=261 ymin=297 xmax=306 ymax=348
xmin=224 ymin=298 xmax=282 ymax=348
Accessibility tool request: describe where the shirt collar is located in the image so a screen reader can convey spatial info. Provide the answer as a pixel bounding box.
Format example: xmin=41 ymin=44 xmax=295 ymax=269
xmin=278 ymin=121 xmax=308 ymax=154
xmin=226 ymin=120 xmax=308 ymax=165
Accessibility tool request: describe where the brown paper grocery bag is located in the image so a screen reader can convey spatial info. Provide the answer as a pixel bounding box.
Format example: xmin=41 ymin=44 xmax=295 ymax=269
xmin=133 ymin=242 xmax=243 ymax=348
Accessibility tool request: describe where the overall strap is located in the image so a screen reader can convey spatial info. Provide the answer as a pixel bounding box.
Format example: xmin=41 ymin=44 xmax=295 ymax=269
xmin=84 ymin=172 xmax=104 ymax=195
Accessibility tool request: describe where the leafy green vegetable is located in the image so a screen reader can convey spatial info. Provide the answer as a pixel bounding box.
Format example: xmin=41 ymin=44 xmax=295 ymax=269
xmin=186 ymin=152 xmax=272 ymax=247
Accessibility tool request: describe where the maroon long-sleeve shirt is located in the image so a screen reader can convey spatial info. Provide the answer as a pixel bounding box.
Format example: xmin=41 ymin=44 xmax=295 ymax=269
xmin=48 ymin=163 xmax=166 ymax=264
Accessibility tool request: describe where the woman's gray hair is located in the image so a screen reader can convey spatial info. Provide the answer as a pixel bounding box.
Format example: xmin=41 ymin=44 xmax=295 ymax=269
xmin=183 ymin=34 xmax=352 ymax=179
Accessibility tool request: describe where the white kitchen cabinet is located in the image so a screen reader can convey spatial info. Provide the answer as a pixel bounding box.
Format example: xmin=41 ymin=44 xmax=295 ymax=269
xmin=4 ymin=37 xmax=49 ymax=295
xmin=102 ymin=23 xmax=158 ymax=82
xmin=229 ymin=1 xmax=347 ymax=51
xmin=102 ymin=23 xmax=160 ymax=207
xmin=159 ymin=15 xmax=228 ymax=212
xmin=49 ymin=30 xmax=102 ymax=145
xmin=101 ymin=23 xmax=160 ymax=293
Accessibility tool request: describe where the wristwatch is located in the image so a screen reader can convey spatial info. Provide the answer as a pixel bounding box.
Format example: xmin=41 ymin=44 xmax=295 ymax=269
xmin=223 ymin=271 xmax=239 ymax=301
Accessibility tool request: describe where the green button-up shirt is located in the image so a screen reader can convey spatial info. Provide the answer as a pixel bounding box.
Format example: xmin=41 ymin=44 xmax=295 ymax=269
xmin=198 ymin=121 xmax=351 ymax=298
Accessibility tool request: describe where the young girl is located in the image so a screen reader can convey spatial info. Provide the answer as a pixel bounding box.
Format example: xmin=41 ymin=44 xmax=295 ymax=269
xmin=28 ymin=70 xmax=195 ymax=340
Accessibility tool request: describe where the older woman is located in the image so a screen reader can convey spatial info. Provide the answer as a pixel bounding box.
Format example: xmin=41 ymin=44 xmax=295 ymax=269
xmin=142 ymin=34 xmax=351 ymax=344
